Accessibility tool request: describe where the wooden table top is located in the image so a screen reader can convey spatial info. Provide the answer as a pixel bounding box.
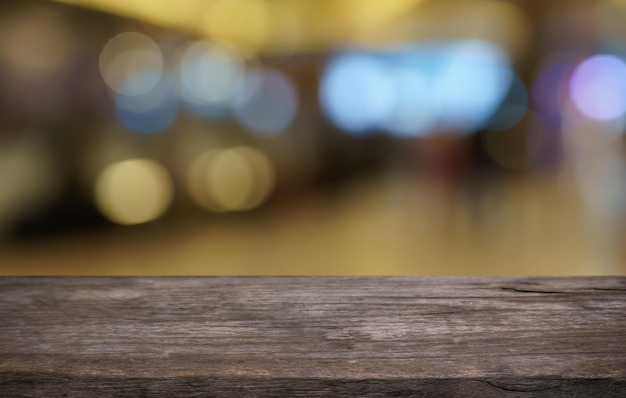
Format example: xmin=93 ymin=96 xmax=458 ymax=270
xmin=1 ymin=276 xmax=625 ymax=396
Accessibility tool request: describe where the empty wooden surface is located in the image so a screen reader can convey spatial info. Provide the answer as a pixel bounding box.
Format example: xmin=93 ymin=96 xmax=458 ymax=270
xmin=1 ymin=277 xmax=625 ymax=397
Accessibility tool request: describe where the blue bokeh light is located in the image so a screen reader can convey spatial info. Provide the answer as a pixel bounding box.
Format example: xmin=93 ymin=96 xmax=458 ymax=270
xmin=175 ymin=41 xmax=245 ymax=120
xmin=232 ymin=68 xmax=298 ymax=135
xmin=434 ymin=41 xmax=512 ymax=133
xmin=115 ymin=71 xmax=179 ymax=134
xmin=382 ymin=66 xmax=434 ymax=137
xmin=320 ymin=41 xmax=513 ymax=137
xmin=320 ymin=55 xmax=394 ymax=134
xmin=486 ymin=72 xmax=528 ymax=131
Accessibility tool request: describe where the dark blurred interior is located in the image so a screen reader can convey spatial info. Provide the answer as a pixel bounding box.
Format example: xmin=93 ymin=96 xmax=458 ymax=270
xmin=1 ymin=0 xmax=626 ymax=274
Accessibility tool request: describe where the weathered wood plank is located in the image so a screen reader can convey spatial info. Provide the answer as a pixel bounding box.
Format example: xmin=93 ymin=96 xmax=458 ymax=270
xmin=1 ymin=277 xmax=625 ymax=396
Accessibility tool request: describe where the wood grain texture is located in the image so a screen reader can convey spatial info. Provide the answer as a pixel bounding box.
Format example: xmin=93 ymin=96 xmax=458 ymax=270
xmin=1 ymin=277 xmax=625 ymax=397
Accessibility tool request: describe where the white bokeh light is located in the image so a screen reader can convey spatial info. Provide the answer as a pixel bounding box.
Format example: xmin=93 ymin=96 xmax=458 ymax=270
xmin=99 ymin=32 xmax=163 ymax=96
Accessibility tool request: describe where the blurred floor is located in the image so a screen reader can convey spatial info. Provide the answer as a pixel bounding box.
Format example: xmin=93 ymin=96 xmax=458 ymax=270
xmin=2 ymin=172 xmax=622 ymax=275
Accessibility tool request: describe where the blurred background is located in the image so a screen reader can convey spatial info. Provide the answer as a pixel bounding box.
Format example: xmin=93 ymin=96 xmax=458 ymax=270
xmin=1 ymin=0 xmax=626 ymax=275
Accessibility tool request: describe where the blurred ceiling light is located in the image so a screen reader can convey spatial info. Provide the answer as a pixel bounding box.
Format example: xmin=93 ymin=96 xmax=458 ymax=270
xmin=394 ymin=0 xmax=530 ymax=61
xmin=350 ymin=0 xmax=422 ymax=34
xmin=232 ymin=69 xmax=299 ymax=135
xmin=201 ymin=0 xmax=271 ymax=55
xmin=318 ymin=0 xmax=424 ymax=47
xmin=173 ymin=40 xmax=245 ymax=118
xmin=115 ymin=70 xmax=179 ymax=134
xmin=187 ymin=147 xmax=275 ymax=212
xmin=99 ymin=32 xmax=164 ymax=95
xmin=94 ymin=159 xmax=173 ymax=225
xmin=56 ymin=0 xmax=200 ymax=33
xmin=127 ymin=0 xmax=201 ymax=28
xmin=569 ymin=54 xmax=626 ymax=121
xmin=59 ymin=0 xmax=520 ymax=55
xmin=263 ymin=1 xmax=301 ymax=55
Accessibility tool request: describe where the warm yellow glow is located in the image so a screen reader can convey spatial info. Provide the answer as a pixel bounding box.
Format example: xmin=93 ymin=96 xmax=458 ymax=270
xmin=232 ymin=147 xmax=275 ymax=210
xmin=208 ymin=149 xmax=255 ymax=211
xmin=56 ymin=0 xmax=203 ymax=34
xmin=264 ymin=1 xmax=301 ymax=55
xmin=128 ymin=0 xmax=202 ymax=28
xmin=186 ymin=150 xmax=221 ymax=212
xmin=94 ymin=159 xmax=173 ymax=225
xmin=54 ymin=0 xmax=433 ymax=54
xmin=315 ymin=0 xmax=423 ymax=47
xmin=56 ymin=0 xmax=526 ymax=56
xmin=186 ymin=147 xmax=275 ymax=212
xmin=397 ymin=0 xmax=531 ymax=60
xmin=200 ymin=0 xmax=271 ymax=54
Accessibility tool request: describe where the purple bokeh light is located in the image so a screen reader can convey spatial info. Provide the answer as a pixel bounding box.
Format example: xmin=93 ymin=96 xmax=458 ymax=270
xmin=569 ymin=55 xmax=626 ymax=121
xmin=532 ymin=59 xmax=575 ymax=128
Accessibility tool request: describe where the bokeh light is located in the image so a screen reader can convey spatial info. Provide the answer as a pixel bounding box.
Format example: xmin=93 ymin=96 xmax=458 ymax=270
xmin=320 ymin=54 xmax=394 ymax=135
xmin=532 ymin=58 xmax=576 ymax=128
xmin=186 ymin=150 xmax=220 ymax=212
xmin=234 ymin=147 xmax=275 ymax=210
xmin=187 ymin=147 xmax=275 ymax=212
xmin=435 ymin=41 xmax=512 ymax=133
xmin=486 ymin=72 xmax=528 ymax=131
xmin=321 ymin=41 xmax=512 ymax=136
xmin=94 ymin=159 xmax=173 ymax=225
xmin=4 ymin=0 xmax=626 ymax=277
xmin=232 ymin=68 xmax=298 ymax=135
xmin=569 ymin=54 xmax=626 ymax=121
xmin=208 ymin=149 xmax=256 ymax=211
xmin=175 ymin=40 xmax=246 ymax=118
xmin=115 ymin=70 xmax=179 ymax=134
xmin=381 ymin=65 xmax=433 ymax=137
xmin=99 ymin=31 xmax=164 ymax=96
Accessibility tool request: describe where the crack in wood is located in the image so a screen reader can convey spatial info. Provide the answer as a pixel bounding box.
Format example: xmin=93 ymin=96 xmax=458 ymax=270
xmin=500 ymin=287 xmax=565 ymax=294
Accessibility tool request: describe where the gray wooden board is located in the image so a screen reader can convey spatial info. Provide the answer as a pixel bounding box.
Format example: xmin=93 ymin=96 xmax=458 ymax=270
xmin=1 ymin=277 xmax=625 ymax=397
